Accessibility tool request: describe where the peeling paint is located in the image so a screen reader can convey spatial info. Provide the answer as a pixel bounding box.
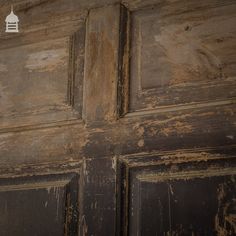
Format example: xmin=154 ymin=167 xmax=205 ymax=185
xmin=52 ymin=187 xmax=61 ymax=219
xmin=81 ymin=215 xmax=88 ymax=236
xmin=160 ymin=121 xmax=193 ymax=136
xmin=133 ymin=124 xmax=145 ymax=136
xmin=138 ymin=139 xmax=144 ymax=147
xmin=112 ymin=156 xmax=117 ymax=170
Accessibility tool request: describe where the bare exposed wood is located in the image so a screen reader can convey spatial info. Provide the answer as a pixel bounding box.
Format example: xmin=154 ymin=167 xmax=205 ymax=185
xmin=83 ymin=4 xmax=121 ymax=122
xmin=117 ymin=146 xmax=236 ymax=235
xmin=129 ymin=1 xmax=236 ymax=112
xmin=0 ymin=103 xmax=234 ymax=166
xmin=0 ymin=10 xmax=86 ymax=130
xmin=117 ymin=5 xmax=130 ymax=117
xmin=0 ymin=0 xmax=235 ymax=235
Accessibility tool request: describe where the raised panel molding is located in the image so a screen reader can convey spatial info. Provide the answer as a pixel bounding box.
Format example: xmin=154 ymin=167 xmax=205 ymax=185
xmin=0 ymin=161 xmax=82 ymax=236
xmin=117 ymin=146 xmax=236 ymax=235
xmin=83 ymin=4 xmax=128 ymax=122
xmin=120 ymin=0 xmax=236 ymax=114
xmin=0 ymin=8 xmax=86 ymax=132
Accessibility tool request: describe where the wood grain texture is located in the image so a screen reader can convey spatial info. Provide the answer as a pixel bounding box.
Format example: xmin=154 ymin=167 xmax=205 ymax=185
xmin=0 ymin=165 xmax=81 ymax=236
xmin=0 ymin=4 xmax=86 ymax=130
xmin=0 ymin=1 xmax=87 ymax=39
xmin=0 ymin=0 xmax=235 ymax=235
xmin=0 ymin=103 xmax=235 ymax=165
xmin=83 ymin=4 xmax=121 ymax=122
xmin=0 ymin=37 xmax=69 ymax=113
xmin=129 ymin=0 xmax=236 ymax=111
xmin=0 ymin=0 xmax=118 ymax=15
xmin=123 ymin=0 xmax=236 ymax=11
xmin=82 ymin=157 xmax=116 ymax=236
xmin=117 ymin=5 xmax=130 ymax=117
xmin=117 ymin=146 xmax=236 ymax=235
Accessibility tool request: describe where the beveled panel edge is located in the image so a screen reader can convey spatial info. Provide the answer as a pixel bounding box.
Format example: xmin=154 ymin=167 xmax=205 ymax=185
xmin=0 ymin=117 xmax=83 ymax=134
xmin=116 ymin=144 xmax=236 ymax=236
xmin=0 ymin=164 xmax=82 ymax=236
xmin=121 ymin=0 xmax=236 ymax=115
xmin=122 ymin=0 xmax=236 ymax=13
xmin=0 ymin=23 xmax=86 ymax=132
xmin=125 ymin=98 xmax=236 ymax=118
xmin=0 ymin=159 xmax=83 ymax=179
xmin=137 ymin=167 xmax=236 ymax=183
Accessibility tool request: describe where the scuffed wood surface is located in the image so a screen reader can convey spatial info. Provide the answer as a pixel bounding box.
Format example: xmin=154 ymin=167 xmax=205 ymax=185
xmin=82 ymin=157 xmax=116 ymax=235
xmin=0 ymin=103 xmax=235 ymax=165
xmin=129 ymin=1 xmax=236 ymax=111
xmin=0 ymin=0 xmax=235 ymax=235
xmin=0 ymin=38 xmax=69 ymax=114
xmin=0 ymin=170 xmax=80 ymax=236
xmin=123 ymin=0 xmax=236 ymax=11
xmin=0 ymin=1 xmax=87 ymax=38
xmin=83 ymin=5 xmax=121 ymax=122
xmin=0 ymin=3 xmax=86 ymax=129
xmin=0 ymin=0 xmax=118 ymax=15
xmin=118 ymin=151 xmax=236 ymax=235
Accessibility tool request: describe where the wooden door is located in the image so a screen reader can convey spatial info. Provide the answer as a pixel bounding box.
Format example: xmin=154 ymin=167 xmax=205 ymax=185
xmin=0 ymin=0 xmax=235 ymax=236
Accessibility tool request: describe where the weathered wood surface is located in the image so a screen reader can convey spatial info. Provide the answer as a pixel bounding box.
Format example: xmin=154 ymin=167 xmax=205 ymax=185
xmin=123 ymin=0 xmax=236 ymax=11
xmin=82 ymin=157 xmax=116 ymax=235
xmin=97 ymin=148 xmax=236 ymax=236
xmin=117 ymin=146 xmax=236 ymax=235
xmin=0 ymin=37 xmax=69 ymax=115
xmin=129 ymin=1 xmax=236 ymax=111
xmin=0 ymin=3 xmax=86 ymax=130
xmin=83 ymin=5 xmax=121 ymax=122
xmin=0 ymin=102 xmax=234 ymax=164
xmin=0 ymin=163 xmax=81 ymax=236
xmin=0 ymin=0 xmax=235 ymax=235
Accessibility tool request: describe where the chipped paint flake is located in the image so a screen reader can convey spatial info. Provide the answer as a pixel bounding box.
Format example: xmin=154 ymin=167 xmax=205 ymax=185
xmin=112 ymin=156 xmax=117 ymax=170
xmin=226 ymin=135 xmax=234 ymax=140
xmin=138 ymin=139 xmax=144 ymax=147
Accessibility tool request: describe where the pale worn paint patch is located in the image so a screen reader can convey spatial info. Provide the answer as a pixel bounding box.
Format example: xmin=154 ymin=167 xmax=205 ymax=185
xmin=138 ymin=139 xmax=144 ymax=147
xmin=136 ymin=6 xmax=236 ymax=90
xmin=133 ymin=124 xmax=145 ymax=136
xmin=25 ymin=49 xmax=67 ymax=72
xmin=112 ymin=156 xmax=117 ymax=170
xmin=153 ymin=23 xmax=222 ymax=85
xmin=215 ymin=179 xmax=236 ymax=235
xmin=160 ymin=121 xmax=193 ymax=136
xmin=0 ymin=63 xmax=8 ymax=72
